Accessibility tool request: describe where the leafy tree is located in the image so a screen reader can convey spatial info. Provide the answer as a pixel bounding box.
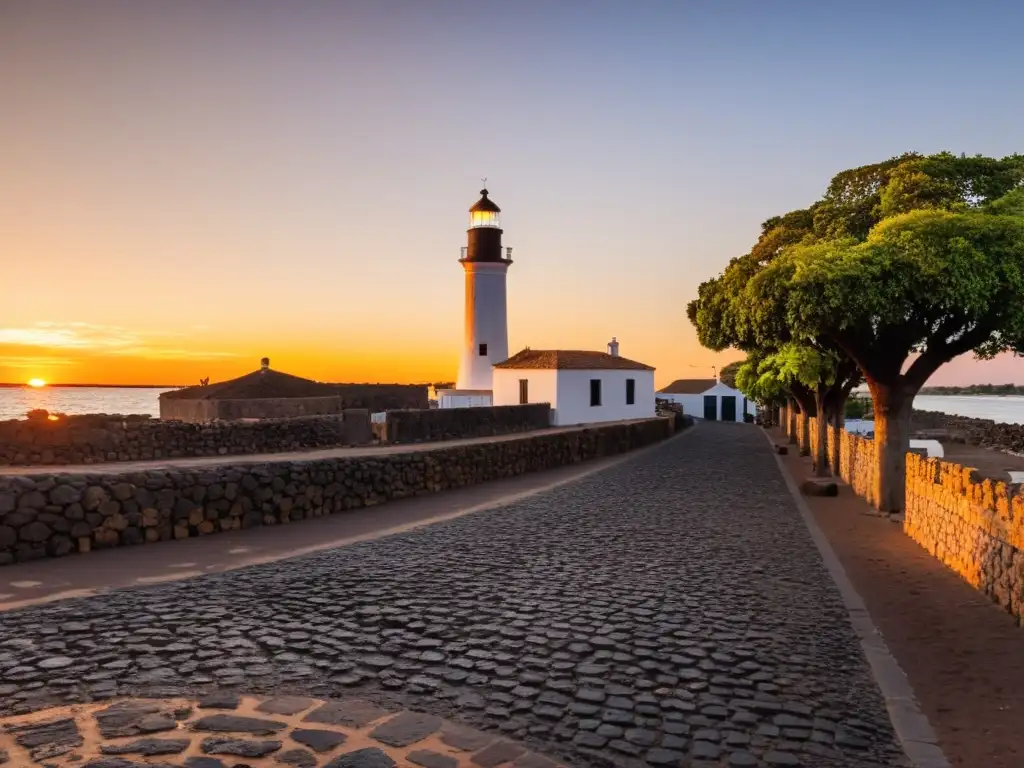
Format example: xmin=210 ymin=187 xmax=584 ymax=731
xmin=691 ymin=152 xmax=1024 ymax=509
xmin=718 ymin=360 xmax=742 ymax=389
xmin=749 ymin=157 xmax=1024 ymax=511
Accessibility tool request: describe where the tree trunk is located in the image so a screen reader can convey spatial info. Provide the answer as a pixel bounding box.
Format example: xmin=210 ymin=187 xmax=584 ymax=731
xmin=787 ymin=399 xmax=798 ymax=445
xmin=868 ymin=380 xmax=913 ymax=513
xmin=829 ymin=403 xmax=844 ymax=476
xmin=812 ymin=389 xmax=830 ymax=477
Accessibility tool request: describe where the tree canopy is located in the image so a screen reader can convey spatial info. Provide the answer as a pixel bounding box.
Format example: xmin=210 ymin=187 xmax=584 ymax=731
xmin=688 ymin=152 xmax=1024 ymax=510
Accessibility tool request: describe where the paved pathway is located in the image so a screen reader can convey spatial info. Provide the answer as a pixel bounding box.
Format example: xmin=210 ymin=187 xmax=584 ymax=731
xmin=0 ymin=424 xmax=908 ymax=767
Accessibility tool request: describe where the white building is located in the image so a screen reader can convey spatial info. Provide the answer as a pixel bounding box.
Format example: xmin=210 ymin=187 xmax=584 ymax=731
xmin=492 ymin=341 xmax=655 ymax=426
xmin=657 ymin=379 xmax=754 ymax=422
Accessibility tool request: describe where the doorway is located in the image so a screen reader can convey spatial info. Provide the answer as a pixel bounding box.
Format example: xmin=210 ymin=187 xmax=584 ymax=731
xmin=703 ymin=395 xmax=717 ymax=420
xmin=721 ymin=395 xmax=737 ymax=422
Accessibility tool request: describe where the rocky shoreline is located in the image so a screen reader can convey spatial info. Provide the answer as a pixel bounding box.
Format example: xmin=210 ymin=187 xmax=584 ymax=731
xmin=912 ymin=409 xmax=1024 ymax=454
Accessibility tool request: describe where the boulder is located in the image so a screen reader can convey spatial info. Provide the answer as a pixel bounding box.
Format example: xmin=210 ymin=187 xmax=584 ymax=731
xmin=800 ymin=479 xmax=838 ymax=497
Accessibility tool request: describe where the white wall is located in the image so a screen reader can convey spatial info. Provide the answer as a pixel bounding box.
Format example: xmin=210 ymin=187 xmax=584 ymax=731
xmin=493 ymin=369 xmax=558 ymax=411
xmin=554 ymin=369 xmax=655 ymax=426
xmin=439 ymin=392 xmax=492 ymax=408
xmin=658 ymin=382 xmax=753 ymax=421
xmin=457 ymin=262 xmax=510 ymax=390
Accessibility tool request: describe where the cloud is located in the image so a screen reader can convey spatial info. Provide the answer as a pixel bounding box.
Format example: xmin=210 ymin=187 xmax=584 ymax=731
xmin=0 ymin=322 xmax=237 ymax=360
xmin=0 ymin=355 xmax=75 ymax=369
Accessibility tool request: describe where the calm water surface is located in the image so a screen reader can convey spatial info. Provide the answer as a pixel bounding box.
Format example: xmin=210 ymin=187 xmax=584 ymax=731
xmin=1 ymin=388 xmax=1023 ymax=424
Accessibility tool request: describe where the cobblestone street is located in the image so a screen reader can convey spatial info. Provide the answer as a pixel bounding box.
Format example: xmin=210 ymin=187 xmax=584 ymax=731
xmin=0 ymin=424 xmax=908 ymax=767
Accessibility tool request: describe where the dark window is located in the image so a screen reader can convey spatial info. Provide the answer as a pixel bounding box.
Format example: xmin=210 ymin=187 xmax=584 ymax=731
xmin=518 ymin=378 xmax=529 ymax=405
xmin=478 ymin=343 xmax=488 ymax=356
xmin=626 ymin=378 xmax=635 ymax=405
xmin=590 ymin=379 xmax=602 ymax=407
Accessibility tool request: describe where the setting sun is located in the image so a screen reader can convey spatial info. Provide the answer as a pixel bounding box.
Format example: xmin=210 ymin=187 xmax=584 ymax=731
xmin=27 ymin=378 xmax=47 ymax=388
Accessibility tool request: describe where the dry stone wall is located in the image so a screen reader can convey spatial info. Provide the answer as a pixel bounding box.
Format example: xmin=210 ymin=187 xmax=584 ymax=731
xmin=379 ymin=404 xmax=551 ymax=444
xmin=801 ymin=416 xmax=1023 ymax=624
xmin=0 ymin=411 xmax=372 ymax=467
xmin=0 ymin=417 xmax=674 ymax=565
xmin=904 ymin=453 xmax=1024 ymax=624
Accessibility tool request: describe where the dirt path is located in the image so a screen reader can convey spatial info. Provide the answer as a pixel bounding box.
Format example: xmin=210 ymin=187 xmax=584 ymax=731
xmin=777 ymin=435 xmax=1024 ymax=768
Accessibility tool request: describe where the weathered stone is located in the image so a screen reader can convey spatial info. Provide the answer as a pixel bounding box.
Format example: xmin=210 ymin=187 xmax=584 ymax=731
xmin=9 ymin=716 xmax=83 ymax=760
xmin=369 ymin=711 xmax=442 ymax=747
xmin=407 ymin=749 xmax=458 ymax=768
xmin=290 ymin=727 xmax=347 ymax=752
xmin=469 ymin=740 xmax=526 ymax=767
xmin=276 ymin=748 xmax=318 ymax=768
xmin=303 ymin=699 xmax=388 ymax=728
xmin=324 ymin=747 xmax=397 ymax=768
xmin=800 ymin=479 xmax=838 ymax=497
xmin=193 ymin=714 xmax=286 ymax=735
xmin=440 ymin=725 xmax=493 ymax=752
xmin=100 ymin=738 xmax=191 ymax=756
xmin=257 ymin=695 xmax=315 ymax=716
xmin=200 ymin=736 xmax=283 ymax=757
xmin=184 ymin=758 xmax=227 ymax=768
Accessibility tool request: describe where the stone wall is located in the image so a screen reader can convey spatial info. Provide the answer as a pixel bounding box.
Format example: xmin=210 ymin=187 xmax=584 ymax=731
xmin=801 ymin=416 xmax=1022 ymax=624
xmin=380 ymin=404 xmax=552 ymax=444
xmin=904 ymin=453 xmax=1024 ymax=624
xmin=0 ymin=417 xmax=675 ymax=565
xmin=336 ymin=384 xmax=429 ymax=412
xmin=0 ymin=411 xmax=372 ymax=467
xmin=912 ymin=409 xmax=1024 ymax=454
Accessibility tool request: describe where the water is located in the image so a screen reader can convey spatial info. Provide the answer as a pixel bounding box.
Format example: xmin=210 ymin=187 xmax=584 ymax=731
xmin=1 ymin=388 xmax=1023 ymax=425
xmin=912 ymin=395 xmax=1024 ymax=425
xmin=0 ymin=387 xmax=172 ymax=420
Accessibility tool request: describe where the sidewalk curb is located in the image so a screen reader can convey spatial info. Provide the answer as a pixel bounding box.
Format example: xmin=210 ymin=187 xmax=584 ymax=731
xmin=764 ymin=429 xmax=951 ymax=768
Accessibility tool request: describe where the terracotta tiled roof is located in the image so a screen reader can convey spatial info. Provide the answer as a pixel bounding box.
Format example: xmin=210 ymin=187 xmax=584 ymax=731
xmin=658 ymin=378 xmax=717 ymax=395
xmin=161 ymin=368 xmax=339 ymax=401
xmin=494 ymin=349 xmax=653 ymax=371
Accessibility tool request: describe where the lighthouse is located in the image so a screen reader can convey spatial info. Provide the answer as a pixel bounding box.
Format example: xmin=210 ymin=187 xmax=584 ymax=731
xmin=456 ymin=187 xmax=512 ymax=391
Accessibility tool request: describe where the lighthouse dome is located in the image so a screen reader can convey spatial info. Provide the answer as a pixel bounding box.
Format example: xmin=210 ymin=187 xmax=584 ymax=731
xmin=469 ymin=189 xmax=501 ymax=228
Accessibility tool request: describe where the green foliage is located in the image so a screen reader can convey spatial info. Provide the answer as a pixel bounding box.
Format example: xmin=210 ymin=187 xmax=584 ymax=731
xmin=844 ymin=397 xmax=869 ymax=419
xmin=718 ymin=360 xmax=742 ymax=389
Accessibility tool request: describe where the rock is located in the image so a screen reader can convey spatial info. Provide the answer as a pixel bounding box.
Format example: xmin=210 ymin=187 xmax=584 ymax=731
xmin=19 ymin=520 xmax=52 ymax=542
xmin=83 ymin=486 xmax=109 ymax=511
xmin=303 ymin=700 xmax=388 ymax=728
xmin=324 ymin=748 xmax=397 ymax=768
xmin=290 ymin=728 xmax=348 ymax=752
xmin=198 ymin=692 xmax=240 ymax=710
xmin=37 ymin=656 xmax=74 ymax=670
xmin=193 ymin=714 xmax=286 ymax=735
xmin=200 ymin=737 xmax=282 ymax=757
xmin=466 ymin=740 xmax=525 ymax=767
xmin=276 ymin=748 xmax=318 ymax=767
xmin=0 ymin=525 xmax=16 ymax=549
xmin=100 ymin=738 xmax=191 ymax=756
xmin=800 ymin=479 xmax=838 ymax=497
xmin=257 ymin=695 xmax=315 ymax=716
xmin=50 ymin=484 xmax=82 ymax=505
xmin=774 ymin=445 xmax=788 ymax=455
xmin=8 ymin=716 xmax=83 ymax=761
xmin=369 ymin=711 xmax=442 ymax=747
xmin=407 ymin=749 xmax=458 ymax=768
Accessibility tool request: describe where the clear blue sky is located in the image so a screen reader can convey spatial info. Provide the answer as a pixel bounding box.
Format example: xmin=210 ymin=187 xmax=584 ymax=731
xmin=2 ymin=0 xmax=1022 ymax=385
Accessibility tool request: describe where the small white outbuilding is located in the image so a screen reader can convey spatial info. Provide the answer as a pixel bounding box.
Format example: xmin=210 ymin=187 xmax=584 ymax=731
xmin=492 ymin=343 xmax=655 ymax=427
xmin=657 ymin=379 xmax=753 ymax=422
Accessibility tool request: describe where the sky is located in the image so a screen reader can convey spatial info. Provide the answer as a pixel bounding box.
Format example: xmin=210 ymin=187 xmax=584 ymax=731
xmin=2 ymin=0 xmax=1023 ymax=388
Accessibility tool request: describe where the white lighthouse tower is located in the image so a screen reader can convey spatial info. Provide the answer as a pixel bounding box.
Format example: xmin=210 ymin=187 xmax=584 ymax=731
xmin=455 ymin=187 xmax=512 ymax=391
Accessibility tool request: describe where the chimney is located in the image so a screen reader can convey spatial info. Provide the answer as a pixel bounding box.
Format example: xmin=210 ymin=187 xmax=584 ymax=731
xmin=607 ymin=337 xmax=619 ymax=357
xmin=260 ymin=357 xmax=270 ymax=372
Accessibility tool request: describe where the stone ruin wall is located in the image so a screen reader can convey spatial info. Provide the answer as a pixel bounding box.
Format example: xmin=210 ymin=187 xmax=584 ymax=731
xmin=379 ymin=404 xmax=552 ymax=444
xmin=801 ymin=416 xmax=1022 ymax=624
xmin=0 ymin=411 xmax=372 ymax=467
xmin=0 ymin=417 xmax=675 ymax=565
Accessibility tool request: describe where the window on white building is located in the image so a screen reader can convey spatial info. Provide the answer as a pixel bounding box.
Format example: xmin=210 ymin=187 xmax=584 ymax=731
xmin=590 ymin=379 xmax=602 ymax=406
xmin=479 ymin=343 xmax=488 ymax=356
xmin=626 ymin=378 xmax=635 ymax=405
xmin=519 ymin=379 xmax=529 ymax=404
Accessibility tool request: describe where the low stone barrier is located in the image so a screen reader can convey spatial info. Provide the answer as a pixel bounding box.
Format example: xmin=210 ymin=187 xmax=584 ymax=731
xmin=911 ymin=408 xmax=1024 ymax=454
xmin=800 ymin=416 xmax=1023 ymax=624
xmin=904 ymin=453 xmax=1024 ymax=624
xmin=379 ymin=404 xmax=551 ymax=444
xmin=0 ymin=417 xmax=674 ymax=565
xmin=0 ymin=411 xmax=372 ymax=467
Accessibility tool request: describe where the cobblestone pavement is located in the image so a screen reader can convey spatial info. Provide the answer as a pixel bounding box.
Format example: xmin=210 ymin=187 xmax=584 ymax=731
xmin=0 ymin=424 xmax=909 ymax=767
xmin=0 ymin=693 xmax=564 ymax=767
